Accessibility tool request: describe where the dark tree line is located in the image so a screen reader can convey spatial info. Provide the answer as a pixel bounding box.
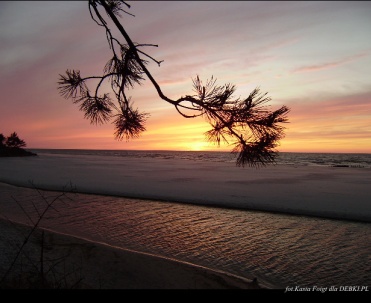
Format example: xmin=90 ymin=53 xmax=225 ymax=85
xmin=0 ymin=132 xmax=36 ymax=157
xmin=58 ymin=0 xmax=290 ymax=167
xmin=0 ymin=132 xmax=26 ymax=149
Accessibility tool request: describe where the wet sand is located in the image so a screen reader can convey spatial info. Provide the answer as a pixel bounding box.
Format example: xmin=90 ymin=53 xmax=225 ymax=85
xmin=0 ymin=217 xmax=259 ymax=289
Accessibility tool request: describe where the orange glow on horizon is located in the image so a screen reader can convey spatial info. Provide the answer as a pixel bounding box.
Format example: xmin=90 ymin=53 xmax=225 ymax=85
xmin=1 ymin=2 xmax=371 ymax=155
xmin=23 ymin=110 xmax=371 ymax=154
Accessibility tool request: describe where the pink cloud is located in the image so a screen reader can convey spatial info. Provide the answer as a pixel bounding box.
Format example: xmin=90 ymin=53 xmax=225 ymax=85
xmin=292 ymin=52 xmax=369 ymax=73
xmin=289 ymin=91 xmax=371 ymax=119
xmin=281 ymin=91 xmax=371 ymax=152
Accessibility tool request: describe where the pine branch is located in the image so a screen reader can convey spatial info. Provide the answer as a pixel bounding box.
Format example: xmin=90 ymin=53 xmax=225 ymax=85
xmin=58 ymin=0 xmax=290 ymax=167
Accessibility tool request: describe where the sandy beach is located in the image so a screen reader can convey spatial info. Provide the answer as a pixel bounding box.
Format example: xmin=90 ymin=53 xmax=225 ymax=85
xmin=0 ymin=216 xmax=259 ymax=289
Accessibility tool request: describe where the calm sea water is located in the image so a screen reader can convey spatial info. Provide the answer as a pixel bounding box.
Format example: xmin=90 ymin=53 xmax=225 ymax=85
xmin=30 ymin=149 xmax=371 ymax=168
xmin=3 ymin=149 xmax=371 ymax=288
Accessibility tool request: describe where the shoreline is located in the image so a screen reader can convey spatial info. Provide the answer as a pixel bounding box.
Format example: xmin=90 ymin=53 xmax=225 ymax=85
xmin=0 ymin=217 xmax=262 ymax=289
xmin=1 ymin=179 xmax=370 ymax=224
xmin=1 ymin=182 xmax=370 ymax=288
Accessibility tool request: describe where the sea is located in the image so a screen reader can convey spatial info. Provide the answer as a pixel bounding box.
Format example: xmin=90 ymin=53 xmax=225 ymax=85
xmin=29 ymin=149 xmax=371 ymax=168
xmin=6 ymin=150 xmax=371 ymax=288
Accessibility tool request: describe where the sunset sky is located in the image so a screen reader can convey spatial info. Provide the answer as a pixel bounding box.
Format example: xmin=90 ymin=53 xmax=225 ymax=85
xmin=1 ymin=1 xmax=370 ymax=153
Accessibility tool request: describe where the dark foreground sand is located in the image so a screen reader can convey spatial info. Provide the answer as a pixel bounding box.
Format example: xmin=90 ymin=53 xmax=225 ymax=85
xmin=0 ymin=218 xmax=260 ymax=289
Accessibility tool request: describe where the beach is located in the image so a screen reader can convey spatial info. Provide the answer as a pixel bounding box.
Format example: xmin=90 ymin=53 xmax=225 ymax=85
xmin=0 ymin=151 xmax=370 ymax=289
xmin=0 ymin=216 xmax=258 ymax=289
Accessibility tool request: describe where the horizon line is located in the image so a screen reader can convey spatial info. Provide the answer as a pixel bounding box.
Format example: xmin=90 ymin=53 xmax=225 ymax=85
xmin=27 ymin=147 xmax=371 ymax=155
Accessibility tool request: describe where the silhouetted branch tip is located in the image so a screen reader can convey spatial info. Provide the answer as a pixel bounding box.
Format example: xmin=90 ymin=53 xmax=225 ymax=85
xmin=232 ymin=138 xmax=278 ymax=168
xmin=79 ymin=94 xmax=113 ymax=125
xmin=113 ymin=109 xmax=149 ymax=141
xmin=98 ymin=0 xmax=134 ymax=18
xmin=58 ymin=70 xmax=87 ymax=100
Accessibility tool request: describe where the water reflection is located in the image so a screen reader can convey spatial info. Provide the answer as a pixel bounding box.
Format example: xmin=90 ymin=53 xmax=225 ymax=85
xmin=1 ymin=185 xmax=370 ymax=288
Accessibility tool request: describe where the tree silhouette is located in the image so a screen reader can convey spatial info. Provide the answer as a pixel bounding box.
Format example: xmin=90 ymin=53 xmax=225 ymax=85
xmin=5 ymin=132 xmax=26 ymax=149
xmin=0 ymin=132 xmax=35 ymax=157
xmin=58 ymin=0 xmax=290 ymax=167
xmin=0 ymin=133 xmax=5 ymax=147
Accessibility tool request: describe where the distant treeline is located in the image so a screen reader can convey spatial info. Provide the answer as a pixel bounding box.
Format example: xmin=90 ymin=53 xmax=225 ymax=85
xmin=0 ymin=132 xmax=37 ymax=157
